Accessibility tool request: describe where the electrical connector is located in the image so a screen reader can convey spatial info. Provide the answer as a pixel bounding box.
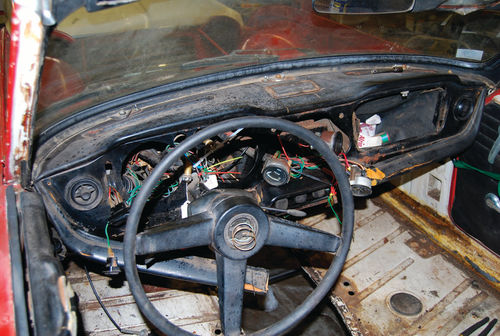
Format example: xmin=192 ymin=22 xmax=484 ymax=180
xmin=104 ymin=247 xmax=120 ymax=276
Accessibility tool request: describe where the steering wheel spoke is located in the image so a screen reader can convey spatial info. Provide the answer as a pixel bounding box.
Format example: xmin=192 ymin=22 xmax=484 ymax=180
xmin=135 ymin=213 xmax=213 ymax=255
xmin=266 ymin=215 xmax=342 ymax=253
xmin=216 ymin=253 xmax=246 ymax=336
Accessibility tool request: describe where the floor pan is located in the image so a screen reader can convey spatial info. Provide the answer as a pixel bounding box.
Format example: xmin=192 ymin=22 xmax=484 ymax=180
xmin=303 ymin=196 xmax=500 ymax=336
xmin=66 ymin=192 xmax=500 ymax=335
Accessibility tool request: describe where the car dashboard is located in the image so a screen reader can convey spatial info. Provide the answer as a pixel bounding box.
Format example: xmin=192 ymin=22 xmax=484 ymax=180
xmin=32 ymin=65 xmax=487 ymax=265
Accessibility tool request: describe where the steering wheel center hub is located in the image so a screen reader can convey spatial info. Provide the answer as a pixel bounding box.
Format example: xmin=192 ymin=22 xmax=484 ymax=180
xmin=225 ymin=213 xmax=259 ymax=251
xmin=211 ymin=198 xmax=269 ymax=260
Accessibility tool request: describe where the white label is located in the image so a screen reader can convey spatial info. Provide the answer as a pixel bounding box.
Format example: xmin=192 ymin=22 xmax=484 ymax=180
xmin=358 ymin=134 xmax=383 ymax=148
xmin=181 ymin=201 xmax=190 ymax=219
xmin=360 ymin=123 xmax=377 ymax=137
xmin=202 ymin=175 xmax=218 ymax=190
xmin=365 ymin=114 xmax=381 ymax=125
xmin=456 ymin=49 xmax=483 ymax=61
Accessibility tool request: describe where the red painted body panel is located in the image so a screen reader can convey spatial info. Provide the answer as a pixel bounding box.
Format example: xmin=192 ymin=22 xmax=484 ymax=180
xmin=241 ymin=3 xmax=408 ymax=59
xmin=1 ymin=27 xmax=7 ymax=181
xmin=0 ymin=184 xmax=16 ymax=336
xmin=3 ymin=2 xmax=19 ymax=183
xmin=38 ymin=58 xmax=85 ymax=111
xmin=0 ymin=2 xmax=26 ymax=335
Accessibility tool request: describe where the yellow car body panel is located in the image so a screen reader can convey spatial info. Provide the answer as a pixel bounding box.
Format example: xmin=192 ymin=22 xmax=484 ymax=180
xmin=57 ymin=0 xmax=244 ymax=38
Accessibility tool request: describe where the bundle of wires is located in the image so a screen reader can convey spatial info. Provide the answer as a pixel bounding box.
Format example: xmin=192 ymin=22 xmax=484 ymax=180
xmin=124 ymin=168 xmax=141 ymax=206
xmin=197 ymin=156 xmax=243 ymax=182
xmin=107 ymin=185 xmax=123 ymax=207
xmin=327 ymin=186 xmax=342 ymax=225
xmin=277 ymin=134 xmax=344 ymax=223
xmin=123 ymin=151 xmax=180 ymax=206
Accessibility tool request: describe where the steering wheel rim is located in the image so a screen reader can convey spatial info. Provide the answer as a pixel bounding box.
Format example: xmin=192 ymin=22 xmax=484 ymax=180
xmin=124 ymin=116 xmax=354 ymax=336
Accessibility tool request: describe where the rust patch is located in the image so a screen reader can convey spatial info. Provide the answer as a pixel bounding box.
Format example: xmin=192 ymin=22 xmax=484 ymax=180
xmin=358 ymin=153 xmax=384 ymax=165
xmin=23 ymin=20 xmax=41 ymax=41
xmin=380 ymin=189 xmax=500 ymax=290
xmin=302 ymin=266 xmax=369 ymax=336
xmin=21 ymin=82 xmax=32 ymax=107
xmin=9 ymin=7 xmax=45 ymax=181
xmin=405 ymin=233 xmax=441 ymax=259
xmin=332 ymin=274 xmax=361 ymax=306
xmin=384 ymin=161 xmax=431 ymax=181
xmin=264 ymin=79 xmax=320 ymax=99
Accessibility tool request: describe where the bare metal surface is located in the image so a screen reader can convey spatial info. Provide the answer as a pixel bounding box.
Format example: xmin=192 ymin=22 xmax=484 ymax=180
xmin=303 ymin=196 xmax=500 ymax=336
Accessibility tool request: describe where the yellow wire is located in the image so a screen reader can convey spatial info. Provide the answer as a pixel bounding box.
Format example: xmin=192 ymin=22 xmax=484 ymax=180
xmin=328 ymin=194 xmax=343 ymax=225
xmin=207 ymin=156 xmax=243 ymax=170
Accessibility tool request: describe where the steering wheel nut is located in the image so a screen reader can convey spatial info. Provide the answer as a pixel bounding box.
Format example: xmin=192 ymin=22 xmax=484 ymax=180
xmin=225 ymin=213 xmax=259 ymax=251
xmin=211 ymin=197 xmax=270 ymax=260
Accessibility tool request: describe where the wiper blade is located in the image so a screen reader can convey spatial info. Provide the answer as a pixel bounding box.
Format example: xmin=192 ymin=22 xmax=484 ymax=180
xmin=181 ymin=50 xmax=279 ymax=70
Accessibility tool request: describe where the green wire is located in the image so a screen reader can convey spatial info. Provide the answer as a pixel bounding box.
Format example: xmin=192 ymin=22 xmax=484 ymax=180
xmin=105 ymin=222 xmax=111 ymax=248
xmin=126 ymin=184 xmax=142 ymax=205
xmin=454 ymin=160 xmax=500 ymax=180
xmin=126 ymin=179 xmax=180 ymax=204
xmin=163 ymin=181 xmax=179 ymax=196
xmin=290 ymin=157 xmax=305 ymax=178
xmin=126 ymin=168 xmax=140 ymax=185
xmin=327 ymin=195 xmax=343 ymax=226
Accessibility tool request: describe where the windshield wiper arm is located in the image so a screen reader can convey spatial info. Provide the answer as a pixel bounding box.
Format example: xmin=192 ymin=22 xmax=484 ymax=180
xmin=181 ymin=50 xmax=279 ymax=70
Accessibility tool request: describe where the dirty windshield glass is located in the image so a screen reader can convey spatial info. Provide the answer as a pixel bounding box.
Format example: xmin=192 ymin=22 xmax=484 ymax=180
xmin=37 ymin=0 xmax=499 ymax=131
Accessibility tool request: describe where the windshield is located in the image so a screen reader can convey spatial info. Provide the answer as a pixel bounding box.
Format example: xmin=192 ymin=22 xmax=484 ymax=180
xmin=37 ymin=0 xmax=499 ymax=130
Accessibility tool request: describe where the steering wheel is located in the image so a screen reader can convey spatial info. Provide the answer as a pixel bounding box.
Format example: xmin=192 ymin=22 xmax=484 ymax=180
xmin=124 ymin=116 xmax=354 ymax=336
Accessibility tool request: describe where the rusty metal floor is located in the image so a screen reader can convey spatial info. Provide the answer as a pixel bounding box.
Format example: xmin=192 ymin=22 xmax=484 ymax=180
xmin=303 ymin=196 xmax=500 ymax=336
xmin=66 ymin=192 xmax=500 ymax=336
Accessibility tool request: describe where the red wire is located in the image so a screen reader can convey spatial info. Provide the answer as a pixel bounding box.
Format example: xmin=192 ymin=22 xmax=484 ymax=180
xmin=340 ymin=152 xmax=350 ymax=168
xmin=330 ymin=186 xmax=337 ymax=196
xmin=322 ymin=168 xmax=336 ymax=183
xmin=277 ymin=134 xmax=291 ymax=161
xmin=207 ymin=171 xmax=242 ymax=175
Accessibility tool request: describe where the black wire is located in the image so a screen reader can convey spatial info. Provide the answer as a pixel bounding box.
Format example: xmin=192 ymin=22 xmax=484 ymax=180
xmin=460 ymin=317 xmax=489 ymax=336
xmin=478 ymin=319 xmax=498 ymax=336
xmin=290 ymin=168 xmax=331 ymax=185
xmin=84 ymin=265 xmax=144 ymax=335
